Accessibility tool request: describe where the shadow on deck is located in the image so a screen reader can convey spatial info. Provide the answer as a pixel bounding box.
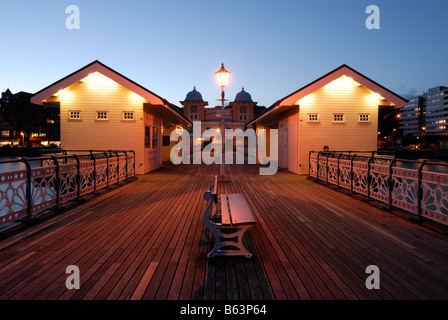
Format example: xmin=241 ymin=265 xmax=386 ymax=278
xmin=1 ymin=163 xmax=448 ymax=301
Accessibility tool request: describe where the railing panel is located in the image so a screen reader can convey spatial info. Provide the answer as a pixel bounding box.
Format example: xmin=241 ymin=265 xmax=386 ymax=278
xmin=369 ymin=163 xmax=390 ymax=203
xmin=95 ymin=158 xmax=108 ymax=190
xmin=309 ymin=151 xmax=448 ymax=227
xmin=352 ymin=161 xmax=369 ymax=195
xmin=327 ymin=158 xmax=338 ymax=185
xmin=30 ymin=166 xmax=57 ymax=214
xmin=59 ymin=163 xmax=79 ymax=202
xmin=391 ymin=167 xmax=419 ymax=215
xmin=80 ymin=160 xmax=95 ymax=196
xmin=127 ymin=155 xmax=135 ymax=177
xmin=338 ymin=159 xmax=352 ymax=190
xmin=421 ymin=171 xmax=448 ymax=225
xmin=108 ymin=158 xmax=119 ymax=185
xmin=318 ymin=157 xmax=327 ymax=179
xmin=118 ymin=158 xmax=127 ymax=182
xmin=309 ymin=154 xmax=318 ymax=178
xmin=0 ymin=169 xmax=28 ymax=226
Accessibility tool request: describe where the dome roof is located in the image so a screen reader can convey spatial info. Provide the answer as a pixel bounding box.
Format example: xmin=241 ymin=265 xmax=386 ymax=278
xmin=184 ymin=87 xmax=204 ymax=102
xmin=234 ymin=87 xmax=253 ymax=103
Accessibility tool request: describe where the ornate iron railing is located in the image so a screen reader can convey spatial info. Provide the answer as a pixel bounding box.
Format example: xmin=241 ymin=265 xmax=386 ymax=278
xmin=309 ymin=151 xmax=448 ymax=227
xmin=0 ymin=150 xmax=135 ymax=227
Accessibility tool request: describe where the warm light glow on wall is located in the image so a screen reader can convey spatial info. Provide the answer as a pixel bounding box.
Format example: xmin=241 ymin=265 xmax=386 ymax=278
xmin=372 ymin=92 xmax=385 ymax=100
xmin=84 ymin=72 xmax=118 ymax=88
xmin=53 ymin=88 xmax=73 ymax=101
xmin=325 ymin=76 xmax=356 ymax=91
xmin=129 ymin=92 xmax=145 ymax=104
xmin=297 ymin=94 xmax=314 ymax=105
xmin=176 ymin=125 xmax=184 ymax=134
xmin=54 ymin=88 xmax=67 ymax=97
xmin=80 ymin=72 xmax=100 ymax=83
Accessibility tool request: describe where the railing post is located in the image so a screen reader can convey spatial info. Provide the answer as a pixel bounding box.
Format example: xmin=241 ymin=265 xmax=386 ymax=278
xmin=367 ymin=155 xmax=374 ymax=200
xmin=350 ymin=154 xmax=356 ymax=193
xmin=90 ymin=150 xmax=97 ymax=194
xmin=417 ymin=160 xmax=427 ymax=220
xmin=388 ymin=157 xmax=397 ymax=209
xmin=308 ymin=151 xmax=312 ymax=178
xmin=51 ymin=155 xmax=60 ymax=207
xmin=132 ymin=150 xmax=136 ymax=177
xmin=325 ymin=152 xmax=329 ymax=184
xmin=22 ymin=157 xmax=33 ymax=220
xmin=73 ymin=154 xmax=81 ymax=200
xmin=337 ymin=153 xmax=342 ymax=188
xmin=114 ymin=151 xmax=120 ymax=184
xmin=124 ymin=151 xmax=128 ymax=180
xmin=317 ymin=151 xmax=321 ymax=181
xmin=104 ymin=151 xmax=109 ymax=188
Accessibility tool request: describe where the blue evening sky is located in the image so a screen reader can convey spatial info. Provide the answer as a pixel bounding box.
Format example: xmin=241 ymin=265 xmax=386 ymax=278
xmin=0 ymin=0 xmax=447 ymax=107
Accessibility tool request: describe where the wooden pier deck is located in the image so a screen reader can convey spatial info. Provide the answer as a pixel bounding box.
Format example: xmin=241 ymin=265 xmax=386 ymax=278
xmin=1 ymin=163 xmax=448 ymax=301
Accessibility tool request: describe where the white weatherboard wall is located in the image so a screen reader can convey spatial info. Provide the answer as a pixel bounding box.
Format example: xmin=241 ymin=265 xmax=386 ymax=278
xmin=295 ymin=77 xmax=380 ymax=174
xmin=50 ymin=73 xmax=146 ymax=173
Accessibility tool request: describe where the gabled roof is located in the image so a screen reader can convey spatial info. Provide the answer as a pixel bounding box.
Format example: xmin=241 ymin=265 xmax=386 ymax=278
xmin=247 ymin=64 xmax=408 ymax=126
xmin=31 ymin=60 xmax=191 ymax=124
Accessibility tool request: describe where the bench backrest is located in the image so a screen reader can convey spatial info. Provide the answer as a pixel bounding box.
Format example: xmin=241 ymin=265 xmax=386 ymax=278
xmin=203 ymin=175 xmax=218 ymax=223
xmin=209 ymin=175 xmax=218 ymax=203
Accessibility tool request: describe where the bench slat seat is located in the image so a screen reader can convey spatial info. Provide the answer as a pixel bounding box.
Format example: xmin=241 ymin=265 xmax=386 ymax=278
xmin=203 ymin=176 xmax=256 ymax=258
xmin=226 ymin=194 xmax=256 ymax=225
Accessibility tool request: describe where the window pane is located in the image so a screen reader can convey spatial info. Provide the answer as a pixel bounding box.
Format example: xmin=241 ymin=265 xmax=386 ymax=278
xmin=145 ymin=126 xmax=150 ymax=148
xmin=307 ymin=114 xmax=319 ymax=122
xmin=97 ymin=111 xmax=108 ymax=120
xmin=151 ymin=127 xmax=158 ymax=149
xmin=333 ymin=114 xmax=345 ymax=122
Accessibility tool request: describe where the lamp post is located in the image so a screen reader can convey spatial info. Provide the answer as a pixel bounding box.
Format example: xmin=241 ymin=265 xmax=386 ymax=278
xmin=422 ymin=126 xmax=427 ymax=148
xmin=215 ymin=63 xmax=230 ymax=180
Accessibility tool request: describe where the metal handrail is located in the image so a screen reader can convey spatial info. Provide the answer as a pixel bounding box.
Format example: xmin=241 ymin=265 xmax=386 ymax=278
xmin=0 ymin=150 xmax=136 ymax=228
xmin=309 ymin=151 xmax=448 ymax=227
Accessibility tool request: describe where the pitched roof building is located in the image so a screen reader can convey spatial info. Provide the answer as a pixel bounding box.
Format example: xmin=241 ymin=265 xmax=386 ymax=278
xmin=247 ymin=64 xmax=408 ymax=174
xmin=31 ymin=60 xmax=191 ymax=174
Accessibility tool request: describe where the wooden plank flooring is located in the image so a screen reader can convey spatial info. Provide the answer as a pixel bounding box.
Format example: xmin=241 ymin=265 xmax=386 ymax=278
xmin=1 ymin=163 xmax=448 ymax=300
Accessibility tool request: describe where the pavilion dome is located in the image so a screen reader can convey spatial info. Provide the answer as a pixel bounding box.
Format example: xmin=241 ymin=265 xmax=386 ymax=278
xmin=234 ymin=87 xmax=253 ymax=103
xmin=184 ymin=87 xmax=204 ymax=102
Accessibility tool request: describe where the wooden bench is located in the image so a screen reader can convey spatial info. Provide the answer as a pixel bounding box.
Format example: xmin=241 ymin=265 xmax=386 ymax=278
xmin=203 ymin=175 xmax=256 ymax=258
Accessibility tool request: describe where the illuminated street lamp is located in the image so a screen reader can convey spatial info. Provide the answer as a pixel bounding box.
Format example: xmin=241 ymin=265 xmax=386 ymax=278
xmin=215 ymin=63 xmax=230 ymax=180
xmin=422 ymin=126 xmax=427 ymax=147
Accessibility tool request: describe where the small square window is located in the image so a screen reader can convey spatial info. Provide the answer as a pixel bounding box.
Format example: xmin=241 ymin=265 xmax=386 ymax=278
xmin=69 ymin=110 xmax=81 ymax=120
xmin=307 ymin=114 xmax=320 ymax=122
xmin=123 ymin=111 xmax=135 ymax=120
xmin=359 ymin=114 xmax=370 ymax=122
xmin=190 ymin=105 xmax=198 ymax=113
xmin=96 ymin=111 xmax=108 ymax=120
xmin=333 ymin=113 xmax=345 ymax=122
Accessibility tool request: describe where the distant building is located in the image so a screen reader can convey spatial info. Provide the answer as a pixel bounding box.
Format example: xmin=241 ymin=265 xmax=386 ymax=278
xmin=180 ymin=86 xmax=259 ymax=148
xmin=247 ymin=64 xmax=407 ymax=175
xmin=0 ymin=89 xmax=60 ymax=147
xmin=425 ymin=86 xmax=448 ymax=135
xmin=399 ymin=96 xmax=425 ymax=136
xmin=399 ymin=86 xmax=448 ymax=136
xmin=31 ymin=60 xmax=191 ymax=174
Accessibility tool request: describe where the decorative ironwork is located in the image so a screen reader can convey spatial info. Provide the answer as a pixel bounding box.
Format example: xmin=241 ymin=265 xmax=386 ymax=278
xmin=0 ymin=169 xmax=28 ymax=226
xmin=421 ymin=171 xmax=448 ymax=225
xmin=391 ymin=167 xmax=419 ymax=214
xmin=309 ymin=151 xmax=448 ymax=227
xmin=0 ymin=150 xmax=135 ymax=227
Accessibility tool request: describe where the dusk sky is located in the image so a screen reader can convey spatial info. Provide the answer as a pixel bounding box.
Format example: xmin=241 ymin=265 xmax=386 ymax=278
xmin=1 ymin=0 xmax=447 ymax=107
